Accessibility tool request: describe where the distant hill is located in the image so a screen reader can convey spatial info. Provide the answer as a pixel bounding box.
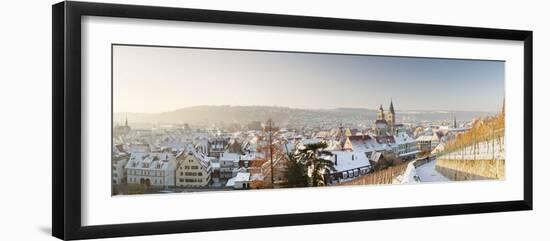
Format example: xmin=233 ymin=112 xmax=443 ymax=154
xmin=113 ymin=105 xmax=494 ymax=127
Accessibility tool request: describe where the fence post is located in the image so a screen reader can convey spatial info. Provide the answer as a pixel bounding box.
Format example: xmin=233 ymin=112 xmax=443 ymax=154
xmin=473 ymin=133 xmax=476 ymax=161
xmin=391 ymin=166 xmax=394 ymax=183
xmin=462 ymin=136 xmax=465 ymax=161
xmin=491 ymin=127 xmax=495 ymax=160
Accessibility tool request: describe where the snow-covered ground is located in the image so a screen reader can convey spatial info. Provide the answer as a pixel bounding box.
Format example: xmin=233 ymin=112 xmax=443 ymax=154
xmin=414 ymin=160 xmax=449 ymax=182
xmin=397 ymin=159 xmax=449 ymax=184
xmin=439 ymin=137 xmax=505 ymax=161
xmin=393 ymin=161 xmax=419 ymax=184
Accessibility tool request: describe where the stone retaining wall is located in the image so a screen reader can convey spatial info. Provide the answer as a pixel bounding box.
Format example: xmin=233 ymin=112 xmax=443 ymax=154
xmin=435 ymin=159 xmax=505 ymax=181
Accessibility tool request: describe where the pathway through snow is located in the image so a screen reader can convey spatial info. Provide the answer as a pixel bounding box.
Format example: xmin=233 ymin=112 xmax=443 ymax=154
xmin=415 ymin=160 xmax=449 ymax=182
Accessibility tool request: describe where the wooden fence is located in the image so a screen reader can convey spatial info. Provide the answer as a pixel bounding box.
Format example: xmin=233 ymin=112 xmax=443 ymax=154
xmin=336 ymin=161 xmax=411 ymax=186
xmin=440 ymin=127 xmax=504 ymax=161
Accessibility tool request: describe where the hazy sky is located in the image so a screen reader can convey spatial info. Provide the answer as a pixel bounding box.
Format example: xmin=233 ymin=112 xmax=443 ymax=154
xmin=113 ymin=45 xmax=504 ymax=113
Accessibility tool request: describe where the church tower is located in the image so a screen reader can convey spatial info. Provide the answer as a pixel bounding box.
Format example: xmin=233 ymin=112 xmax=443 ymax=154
xmin=453 ymin=115 xmax=457 ymax=128
xmin=377 ymin=104 xmax=385 ymax=120
xmin=386 ymin=100 xmax=395 ymax=134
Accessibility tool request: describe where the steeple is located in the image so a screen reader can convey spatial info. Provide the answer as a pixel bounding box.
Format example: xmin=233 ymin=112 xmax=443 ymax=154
xmin=125 ymin=116 xmax=128 ymax=127
xmin=386 ymin=99 xmax=396 ymax=135
xmin=454 ymin=115 xmax=457 ymax=128
xmin=377 ymin=104 xmax=385 ymax=120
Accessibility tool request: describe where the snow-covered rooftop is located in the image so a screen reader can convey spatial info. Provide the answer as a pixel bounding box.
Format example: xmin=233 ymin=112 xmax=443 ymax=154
xmin=211 ymin=162 xmax=220 ymax=169
xmin=235 ymin=172 xmax=251 ymax=183
xmin=240 ymin=152 xmax=264 ymax=161
xmin=220 ymin=152 xmax=240 ymax=162
xmin=301 ymin=138 xmax=321 ymax=146
xmin=125 ymin=152 xmax=176 ymax=171
xmin=369 ymin=151 xmax=383 ymax=163
xmin=225 ymin=177 xmax=236 ymax=187
xmin=322 ymin=151 xmax=371 ymax=173
xmin=394 ymin=133 xmax=416 ymax=145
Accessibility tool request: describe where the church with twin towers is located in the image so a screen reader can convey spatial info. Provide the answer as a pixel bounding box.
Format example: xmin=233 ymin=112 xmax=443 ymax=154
xmin=375 ymin=100 xmax=396 ymax=136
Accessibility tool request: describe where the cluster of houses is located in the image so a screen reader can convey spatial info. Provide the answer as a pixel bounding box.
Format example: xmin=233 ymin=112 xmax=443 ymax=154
xmin=112 ymin=101 xmax=469 ymax=192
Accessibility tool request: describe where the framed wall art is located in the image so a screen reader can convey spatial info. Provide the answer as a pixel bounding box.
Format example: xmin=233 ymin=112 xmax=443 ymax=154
xmin=52 ymin=1 xmax=533 ymax=240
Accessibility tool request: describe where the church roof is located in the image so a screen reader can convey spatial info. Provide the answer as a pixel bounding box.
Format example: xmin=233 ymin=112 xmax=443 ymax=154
xmin=374 ymin=135 xmax=395 ymax=144
xmin=375 ymin=119 xmax=388 ymax=125
xmin=347 ymin=135 xmax=373 ymax=141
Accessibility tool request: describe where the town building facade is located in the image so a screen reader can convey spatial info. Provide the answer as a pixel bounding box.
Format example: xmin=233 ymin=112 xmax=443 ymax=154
xmin=125 ymin=151 xmax=176 ymax=188
xmin=175 ymin=150 xmax=212 ymax=187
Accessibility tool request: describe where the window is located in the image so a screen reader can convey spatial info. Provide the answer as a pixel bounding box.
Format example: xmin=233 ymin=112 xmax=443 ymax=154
xmin=198 ymin=172 xmax=202 ymax=176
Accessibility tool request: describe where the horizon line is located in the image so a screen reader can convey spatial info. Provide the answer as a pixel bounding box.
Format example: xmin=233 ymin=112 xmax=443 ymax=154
xmin=113 ymin=104 xmax=500 ymax=115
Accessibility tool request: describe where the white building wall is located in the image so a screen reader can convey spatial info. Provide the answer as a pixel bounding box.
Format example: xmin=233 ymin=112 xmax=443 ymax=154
xmin=125 ymin=160 xmax=176 ymax=188
xmin=112 ymin=158 xmax=128 ymax=185
xmin=175 ymin=154 xmax=211 ymax=187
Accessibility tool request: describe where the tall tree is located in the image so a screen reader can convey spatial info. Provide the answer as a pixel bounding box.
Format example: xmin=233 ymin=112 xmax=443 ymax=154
xmin=296 ymin=142 xmax=335 ymax=186
xmin=284 ymin=152 xmax=308 ymax=187
xmin=266 ymin=118 xmax=275 ymax=187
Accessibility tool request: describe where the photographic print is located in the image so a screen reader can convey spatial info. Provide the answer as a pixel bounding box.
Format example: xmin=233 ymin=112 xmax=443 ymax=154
xmin=53 ymin=3 xmax=532 ymax=239
xmin=111 ymin=44 xmax=505 ymax=195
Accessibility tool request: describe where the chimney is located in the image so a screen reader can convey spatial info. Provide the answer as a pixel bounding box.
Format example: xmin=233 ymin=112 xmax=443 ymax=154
xmin=335 ymin=154 xmax=338 ymax=166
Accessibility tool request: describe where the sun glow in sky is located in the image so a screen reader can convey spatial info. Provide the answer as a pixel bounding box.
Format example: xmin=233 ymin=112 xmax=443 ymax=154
xmin=113 ymin=45 xmax=504 ymax=113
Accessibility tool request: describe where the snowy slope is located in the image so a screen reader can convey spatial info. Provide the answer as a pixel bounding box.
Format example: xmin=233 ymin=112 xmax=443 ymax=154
xmin=440 ymin=137 xmax=505 ymax=161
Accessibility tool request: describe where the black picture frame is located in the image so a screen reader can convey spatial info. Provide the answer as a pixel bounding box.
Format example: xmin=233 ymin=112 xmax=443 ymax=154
xmin=52 ymin=1 xmax=533 ymax=240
